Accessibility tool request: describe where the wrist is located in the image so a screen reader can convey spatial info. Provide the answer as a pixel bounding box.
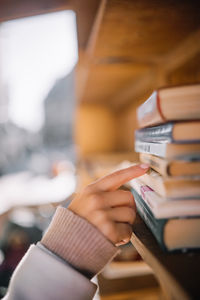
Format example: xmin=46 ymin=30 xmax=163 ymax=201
xmin=41 ymin=207 xmax=119 ymax=278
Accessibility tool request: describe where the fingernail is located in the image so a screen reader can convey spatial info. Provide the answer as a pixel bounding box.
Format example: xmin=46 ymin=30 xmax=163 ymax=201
xmin=123 ymin=238 xmax=130 ymax=244
xmin=115 ymin=243 xmax=124 ymax=247
xmin=115 ymin=242 xmax=124 ymax=247
xmin=115 ymin=240 xmax=127 ymax=247
xmin=139 ymin=163 xmax=149 ymax=169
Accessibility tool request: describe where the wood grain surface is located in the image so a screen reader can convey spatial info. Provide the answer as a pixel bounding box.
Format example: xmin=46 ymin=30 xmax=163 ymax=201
xmin=131 ymin=215 xmax=200 ymax=300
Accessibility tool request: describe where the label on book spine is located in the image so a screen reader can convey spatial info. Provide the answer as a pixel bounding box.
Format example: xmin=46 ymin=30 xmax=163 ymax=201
xmin=135 ymin=141 xmax=167 ymax=157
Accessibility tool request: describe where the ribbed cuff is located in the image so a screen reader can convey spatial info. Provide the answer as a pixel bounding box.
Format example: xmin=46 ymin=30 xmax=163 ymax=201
xmin=41 ymin=207 xmax=119 ymax=278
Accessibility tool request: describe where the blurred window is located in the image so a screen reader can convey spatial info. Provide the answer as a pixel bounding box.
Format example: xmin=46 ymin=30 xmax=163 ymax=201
xmin=0 ymin=10 xmax=78 ymax=131
xmin=0 ymin=10 xmax=78 ymax=174
xmin=0 ymin=11 xmax=78 ymax=295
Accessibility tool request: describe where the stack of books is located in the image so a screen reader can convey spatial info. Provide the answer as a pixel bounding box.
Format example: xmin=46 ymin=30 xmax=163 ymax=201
xmin=130 ymin=84 xmax=200 ymax=252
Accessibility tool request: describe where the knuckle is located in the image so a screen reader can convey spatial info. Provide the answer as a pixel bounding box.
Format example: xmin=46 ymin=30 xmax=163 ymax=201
xmin=89 ymin=193 xmax=102 ymax=210
xmin=96 ymin=210 xmax=108 ymax=223
xmin=126 ymin=191 xmax=134 ymax=205
xmin=90 ymin=210 xmax=108 ymax=227
xmin=119 ymin=190 xmax=134 ymax=206
xmin=118 ymin=190 xmax=129 ymax=196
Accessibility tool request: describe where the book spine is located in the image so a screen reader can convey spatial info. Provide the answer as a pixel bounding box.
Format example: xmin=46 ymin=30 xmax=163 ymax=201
xmin=135 ymin=140 xmax=167 ymax=157
xmin=135 ymin=123 xmax=174 ymax=143
xmin=137 ymin=91 xmax=165 ymax=128
xmin=139 ymin=153 xmax=168 ymax=176
xmin=131 ymin=188 xmax=167 ymax=251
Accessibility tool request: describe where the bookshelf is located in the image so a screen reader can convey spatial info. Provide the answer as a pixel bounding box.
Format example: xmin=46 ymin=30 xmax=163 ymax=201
xmin=75 ymin=1 xmax=200 ymax=299
xmin=0 ymin=1 xmax=199 ymax=299
xmin=75 ymin=0 xmax=200 ymax=154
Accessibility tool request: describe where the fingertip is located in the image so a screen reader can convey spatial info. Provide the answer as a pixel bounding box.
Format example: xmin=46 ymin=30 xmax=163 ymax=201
xmin=139 ymin=163 xmax=149 ymax=170
xmin=123 ymin=238 xmax=130 ymax=244
xmin=128 ymin=163 xmax=149 ymax=171
xmin=115 ymin=239 xmax=129 ymax=247
xmin=115 ymin=241 xmax=124 ymax=247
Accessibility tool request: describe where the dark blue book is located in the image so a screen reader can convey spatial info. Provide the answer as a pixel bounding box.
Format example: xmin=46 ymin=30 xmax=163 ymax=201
xmin=135 ymin=121 xmax=200 ymax=144
xmin=131 ymin=187 xmax=200 ymax=252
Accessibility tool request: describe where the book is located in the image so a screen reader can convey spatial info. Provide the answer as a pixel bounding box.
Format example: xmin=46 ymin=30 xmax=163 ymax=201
xmin=139 ymin=153 xmax=200 ymax=177
xmin=130 ymin=178 xmax=200 ymax=218
xmin=139 ymin=169 xmax=200 ymax=198
xmin=135 ymin=121 xmax=200 ymax=143
xmin=131 ymin=188 xmax=200 ymax=251
xmin=137 ymin=84 xmax=200 ymax=128
xmin=135 ymin=140 xmax=200 ymax=159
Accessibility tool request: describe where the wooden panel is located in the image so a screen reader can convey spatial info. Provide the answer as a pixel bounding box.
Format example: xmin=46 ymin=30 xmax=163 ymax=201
xmin=93 ymin=0 xmax=200 ymax=59
xmin=98 ymin=273 xmax=159 ymax=296
xmin=0 ymin=0 xmax=101 ymax=49
xmin=117 ymin=106 xmax=140 ymax=152
xmin=99 ymin=26 xmax=200 ymax=110
xmin=75 ymin=0 xmax=200 ymax=151
xmin=73 ymin=0 xmax=101 ymax=49
xmin=83 ymin=62 xmax=150 ymax=104
xmin=167 ymin=53 xmax=200 ymax=86
xmin=79 ymin=0 xmax=200 ymax=111
xmin=100 ymin=287 xmax=160 ymax=300
xmin=75 ymin=104 xmax=117 ymax=155
xmin=0 ymin=0 xmax=69 ymax=20
xmin=131 ymin=215 xmax=200 ymax=300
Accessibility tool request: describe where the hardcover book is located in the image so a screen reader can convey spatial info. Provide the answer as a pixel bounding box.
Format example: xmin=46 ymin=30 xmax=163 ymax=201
xmin=135 ymin=140 xmax=200 ymax=159
xmin=139 ymin=169 xmax=200 ymax=198
xmin=137 ymin=84 xmax=200 ymax=128
xmin=139 ymin=153 xmax=200 ymax=177
xmin=135 ymin=121 xmax=200 ymax=143
xmin=130 ymin=178 xmax=200 ymax=218
xmin=131 ymin=187 xmax=200 ymax=251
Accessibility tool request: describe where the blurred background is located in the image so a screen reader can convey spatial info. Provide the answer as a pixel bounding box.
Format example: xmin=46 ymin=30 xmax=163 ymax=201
xmin=0 ymin=10 xmax=78 ymax=297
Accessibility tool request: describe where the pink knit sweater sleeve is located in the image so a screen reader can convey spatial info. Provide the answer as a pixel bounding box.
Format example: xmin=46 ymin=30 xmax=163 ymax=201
xmin=41 ymin=207 xmax=119 ymax=278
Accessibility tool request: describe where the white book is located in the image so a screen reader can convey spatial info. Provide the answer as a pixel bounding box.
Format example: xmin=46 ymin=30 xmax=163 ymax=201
xmin=138 ymin=169 xmax=200 ymax=198
xmin=129 ymin=178 xmax=200 ymax=219
xmin=135 ymin=140 xmax=200 ymax=159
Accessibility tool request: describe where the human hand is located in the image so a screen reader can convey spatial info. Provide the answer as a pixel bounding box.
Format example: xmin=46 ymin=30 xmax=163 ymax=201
xmin=68 ymin=164 xmax=149 ymax=246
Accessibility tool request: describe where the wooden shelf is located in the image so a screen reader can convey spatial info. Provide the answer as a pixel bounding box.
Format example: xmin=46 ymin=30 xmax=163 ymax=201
xmin=77 ymin=0 xmax=200 ymax=111
xmin=131 ymin=215 xmax=200 ymax=300
xmin=99 ymin=287 xmax=160 ymax=300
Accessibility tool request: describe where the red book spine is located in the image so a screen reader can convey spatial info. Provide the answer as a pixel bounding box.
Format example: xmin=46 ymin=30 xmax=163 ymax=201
xmin=156 ymin=92 xmax=166 ymax=122
xmin=137 ymin=91 xmax=165 ymax=128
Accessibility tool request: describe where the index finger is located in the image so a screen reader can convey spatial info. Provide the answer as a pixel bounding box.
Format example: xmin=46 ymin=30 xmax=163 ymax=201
xmin=91 ymin=164 xmax=149 ymax=192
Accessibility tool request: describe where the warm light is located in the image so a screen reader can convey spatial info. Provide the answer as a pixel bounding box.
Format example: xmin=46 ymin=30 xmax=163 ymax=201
xmin=0 ymin=10 xmax=78 ymax=131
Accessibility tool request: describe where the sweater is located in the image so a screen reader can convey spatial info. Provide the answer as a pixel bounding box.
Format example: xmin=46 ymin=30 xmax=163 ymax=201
xmin=4 ymin=207 xmax=119 ymax=300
